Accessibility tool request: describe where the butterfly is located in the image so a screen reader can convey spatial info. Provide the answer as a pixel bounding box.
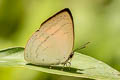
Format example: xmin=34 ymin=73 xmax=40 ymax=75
xmin=24 ymin=8 xmax=89 ymax=66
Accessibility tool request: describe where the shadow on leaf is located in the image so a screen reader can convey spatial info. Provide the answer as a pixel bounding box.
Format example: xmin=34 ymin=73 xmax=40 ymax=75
xmin=26 ymin=63 xmax=84 ymax=74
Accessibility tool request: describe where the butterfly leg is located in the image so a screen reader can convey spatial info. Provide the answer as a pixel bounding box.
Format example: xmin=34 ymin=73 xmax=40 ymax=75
xmin=49 ymin=66 xmax=52 ymax=69
xmin=63 ymin=56 xmax=72 ymax=67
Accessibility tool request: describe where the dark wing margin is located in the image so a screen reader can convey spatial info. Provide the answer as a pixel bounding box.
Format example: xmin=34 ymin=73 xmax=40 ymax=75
xmin=40 ymin=8 xmax=74 ymax=27
xmin=39 ymin=8 xmax=75 ymax=50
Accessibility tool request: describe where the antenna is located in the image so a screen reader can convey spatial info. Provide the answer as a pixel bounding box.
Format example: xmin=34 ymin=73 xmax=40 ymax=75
xmin=74 ymin=42 xmax=90 ymax=52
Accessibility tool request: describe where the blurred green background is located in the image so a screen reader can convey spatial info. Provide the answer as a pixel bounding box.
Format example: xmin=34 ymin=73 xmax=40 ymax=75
xmin=0 ymin=0 xmax=120 ymax=80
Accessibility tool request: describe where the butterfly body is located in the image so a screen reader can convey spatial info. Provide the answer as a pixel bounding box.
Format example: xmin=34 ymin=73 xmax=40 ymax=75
xmin=24 ymin=8 xmax=74 ymax=66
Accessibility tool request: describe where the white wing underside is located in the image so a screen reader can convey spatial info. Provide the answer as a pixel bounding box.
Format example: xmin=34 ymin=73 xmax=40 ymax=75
xmin=24 ymin=10 xmax=74 ymax=65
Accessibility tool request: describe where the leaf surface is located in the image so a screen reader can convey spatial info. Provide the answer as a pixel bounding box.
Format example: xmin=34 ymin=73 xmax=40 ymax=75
xmin=0 ymin=47 xmax=120 ymax=80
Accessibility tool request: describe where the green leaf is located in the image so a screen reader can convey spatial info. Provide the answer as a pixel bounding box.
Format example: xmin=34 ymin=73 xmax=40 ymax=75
xmin=0 ymin=47 xmax=120 ymax=80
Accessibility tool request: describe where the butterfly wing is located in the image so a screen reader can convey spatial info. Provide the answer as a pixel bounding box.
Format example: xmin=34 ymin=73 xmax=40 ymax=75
xmin=24 ymin=8 xmax=74 ymax=65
